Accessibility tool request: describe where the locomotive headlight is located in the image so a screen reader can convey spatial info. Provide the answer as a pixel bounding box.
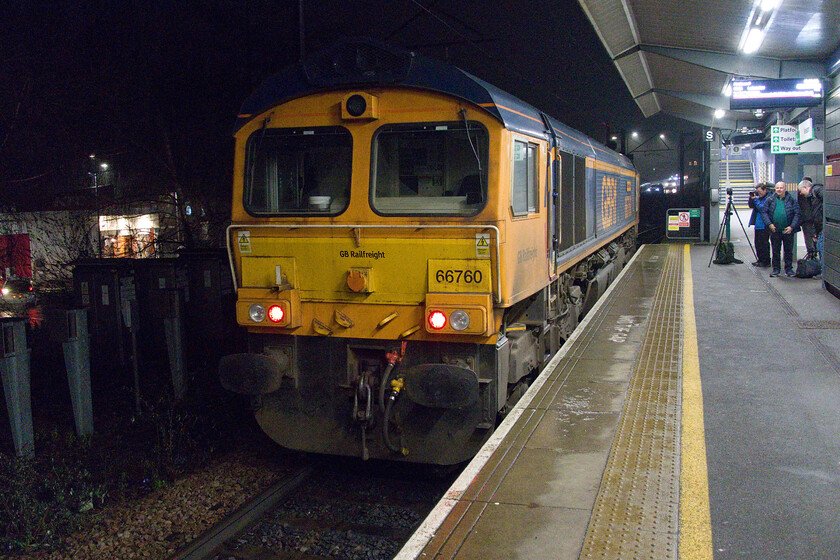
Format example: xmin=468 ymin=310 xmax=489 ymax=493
xmin=267 ymin=304 xmax=285 ymax=323
xmin=428 ymin=310 xmax=447 ymax=330
xmin=248 ymin=304 xmax=266 ymax=323
xmin=345 ymin=94 xmax=367 ymax=117
xmin=449 ymin=310 xmax=470 ymax=331
xmin=341 ymin=92 xmax=379 ymax=120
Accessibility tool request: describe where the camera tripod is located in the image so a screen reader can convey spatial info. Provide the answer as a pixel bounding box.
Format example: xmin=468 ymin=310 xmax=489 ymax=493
xmin=708 ymin=188 xmax=756 ymax=267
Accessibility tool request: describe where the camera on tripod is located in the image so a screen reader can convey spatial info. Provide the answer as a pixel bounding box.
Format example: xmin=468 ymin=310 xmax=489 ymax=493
xmin=709 ymin=182 xmax=757 ymax=267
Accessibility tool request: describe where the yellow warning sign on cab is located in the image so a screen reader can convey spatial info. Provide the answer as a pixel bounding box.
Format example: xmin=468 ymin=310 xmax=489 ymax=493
xmin=475 ymin=233 xmax=490 ymax=258
xmin=238 ymin=231 xmax=251 ymax=253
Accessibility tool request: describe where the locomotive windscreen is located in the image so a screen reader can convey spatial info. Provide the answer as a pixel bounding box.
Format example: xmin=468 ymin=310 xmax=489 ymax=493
xmin=244 ymin=126 xmax=352 ymax=215
xmin=371 ymin=121 xmax=488 ymax=216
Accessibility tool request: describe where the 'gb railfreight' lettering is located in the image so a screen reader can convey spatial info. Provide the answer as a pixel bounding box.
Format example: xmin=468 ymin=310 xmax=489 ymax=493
xmin=339 ymin=250 xmax=386 ymax=260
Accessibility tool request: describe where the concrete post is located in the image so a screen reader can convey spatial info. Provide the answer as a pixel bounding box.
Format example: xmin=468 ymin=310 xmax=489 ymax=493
xmin=709 ymin=130 xmax=721 ymax=243
xmin=0 ymin=319 xmax=33 ymax=457
xmin=62 ymin=309 xmax=93 ymax=436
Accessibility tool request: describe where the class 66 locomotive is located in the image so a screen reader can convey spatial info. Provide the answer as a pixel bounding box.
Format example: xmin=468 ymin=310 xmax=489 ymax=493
xmin=219 ymin=39 xmax=639 ymax=465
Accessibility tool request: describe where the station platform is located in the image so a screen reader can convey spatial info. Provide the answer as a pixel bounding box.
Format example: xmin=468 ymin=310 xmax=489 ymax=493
xmin=396 ymin=218 xmax=840 ymax=559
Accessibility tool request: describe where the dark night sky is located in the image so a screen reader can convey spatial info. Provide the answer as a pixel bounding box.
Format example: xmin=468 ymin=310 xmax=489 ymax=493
xmin=0 ymin=1 xmax=691 ymax=210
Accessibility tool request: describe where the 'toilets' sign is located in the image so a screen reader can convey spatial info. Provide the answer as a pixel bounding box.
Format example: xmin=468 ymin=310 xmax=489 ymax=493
xmin=770 ymin=125 xmax=823 ymax=154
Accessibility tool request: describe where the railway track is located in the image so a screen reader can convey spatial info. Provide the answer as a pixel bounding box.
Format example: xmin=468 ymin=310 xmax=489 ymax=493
xmin=170 ymin=467 xmax=313 ymax=560
xmin=171 ymin=458 xmax=456 ymax=560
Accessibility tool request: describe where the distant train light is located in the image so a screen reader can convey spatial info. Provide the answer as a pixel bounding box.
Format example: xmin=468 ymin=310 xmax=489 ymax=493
xmin=428 ymin=310 xmax=447 ymax=330
xmin=267 ymin=305 xmax=285 ymax=323
xmin=449 ymin=310 xmax=470 ymax=331
xmin=248 ymin=304 xmax=266 ymax=323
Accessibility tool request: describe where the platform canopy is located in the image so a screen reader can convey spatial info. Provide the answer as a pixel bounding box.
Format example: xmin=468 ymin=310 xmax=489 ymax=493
xmin=577 ymin=0 xmax=840 ymax=130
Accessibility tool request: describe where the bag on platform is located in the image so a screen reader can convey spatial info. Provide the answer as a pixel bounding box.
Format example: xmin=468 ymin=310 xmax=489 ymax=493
xmin=713 ymin=241 xmax=741 ymax=264
xmin=795 ymin=255 xmax=821 ymax=278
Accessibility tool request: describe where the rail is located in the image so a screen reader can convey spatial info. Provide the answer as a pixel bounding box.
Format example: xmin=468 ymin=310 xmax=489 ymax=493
xmin=169 ymin=467 xmax=312 ymax=560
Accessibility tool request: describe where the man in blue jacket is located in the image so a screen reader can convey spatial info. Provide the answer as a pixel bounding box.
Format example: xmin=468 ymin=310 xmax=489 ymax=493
xmin=760 ymin=181 xmax=801 ymax=277
xmin=748 ymin=182 xmax=771 ymax=267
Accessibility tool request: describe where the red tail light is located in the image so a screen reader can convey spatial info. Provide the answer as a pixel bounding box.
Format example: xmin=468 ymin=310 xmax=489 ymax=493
xmin=428 ymin=310 xmax=447 ymax=330
xmin=267 ymin=305 xmax=285 ymax=323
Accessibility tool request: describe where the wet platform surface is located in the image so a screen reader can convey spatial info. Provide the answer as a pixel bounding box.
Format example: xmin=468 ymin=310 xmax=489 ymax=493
xmin=396 ymin=224 xmax=840 ymax=559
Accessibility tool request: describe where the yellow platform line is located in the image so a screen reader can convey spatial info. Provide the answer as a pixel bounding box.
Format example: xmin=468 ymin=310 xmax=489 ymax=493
xmin=680 ymin=243 xmax=713 ymax=559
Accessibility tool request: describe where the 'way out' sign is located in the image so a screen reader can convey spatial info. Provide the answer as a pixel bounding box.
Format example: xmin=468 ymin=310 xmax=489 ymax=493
xmin=771 ymin=125 xmax=823 ymax=154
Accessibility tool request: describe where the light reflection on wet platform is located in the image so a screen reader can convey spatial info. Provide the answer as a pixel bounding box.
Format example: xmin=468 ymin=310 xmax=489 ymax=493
xmin=397 ymin=244 xmax=684 ymax=560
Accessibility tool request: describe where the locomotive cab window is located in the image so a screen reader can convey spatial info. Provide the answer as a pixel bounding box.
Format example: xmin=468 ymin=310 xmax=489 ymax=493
xmin=511 ymin=140 xmax=538 ymax=216
xmin=371 ymin=121 xmax=488 ymax=216
xmin=243 ymin=126 xmax=352 ymax=215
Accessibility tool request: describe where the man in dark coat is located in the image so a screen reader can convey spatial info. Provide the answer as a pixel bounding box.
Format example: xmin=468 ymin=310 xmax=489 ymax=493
xmin=760 ymin=181 xmax=800 ymax=277
xmin=813 ymin=182 xmax=825 ymax=262
xmin=797 ymin=179 xmax=823 ymax=257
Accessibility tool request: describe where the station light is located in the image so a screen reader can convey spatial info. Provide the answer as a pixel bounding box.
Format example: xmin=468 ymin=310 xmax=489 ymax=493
xmin=739 ymin=0 xmax=779 ymax=55
xmin=759 ymin=0 xmax=779 ymax=12
xmin=742 ymin=28 xmax=766 ymax=54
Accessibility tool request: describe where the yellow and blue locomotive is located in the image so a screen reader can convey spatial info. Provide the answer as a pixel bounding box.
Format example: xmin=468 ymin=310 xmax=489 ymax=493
xmin=220 ymin=40 xmax=638 ymax=465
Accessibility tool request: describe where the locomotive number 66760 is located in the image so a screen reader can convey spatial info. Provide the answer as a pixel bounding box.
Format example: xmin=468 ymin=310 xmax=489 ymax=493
xmin=219 ymin=39 xmax=638 ymax=465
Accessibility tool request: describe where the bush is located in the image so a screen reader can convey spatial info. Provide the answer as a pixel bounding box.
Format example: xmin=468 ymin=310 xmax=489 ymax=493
xmin=0 ymin=366 xmax=257 ymax=553
xmin=0 ymin=450 xmax=105 ymax=554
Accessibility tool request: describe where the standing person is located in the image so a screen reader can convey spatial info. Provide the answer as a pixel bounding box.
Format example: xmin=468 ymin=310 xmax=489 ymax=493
xmin=760 ymin=181 xmax=800 ymax=277
xmin=811 ymin=183 xmax=825 ymax=266
xmin=811 ymin=181 xmax=824 ymax=261
xmin=748 ymin=182 xmax=771 ymax=267
xmin=797 ymin=179 xmax=819 ymax=257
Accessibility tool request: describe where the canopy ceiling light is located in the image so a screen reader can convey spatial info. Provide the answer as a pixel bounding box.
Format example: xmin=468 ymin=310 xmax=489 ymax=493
xmin=738 ymin=0 xmax=782 ymax=55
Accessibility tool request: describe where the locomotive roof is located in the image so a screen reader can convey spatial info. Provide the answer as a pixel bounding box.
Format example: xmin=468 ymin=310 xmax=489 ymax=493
xmin=236 ymin=39 xmax=634 ymax=170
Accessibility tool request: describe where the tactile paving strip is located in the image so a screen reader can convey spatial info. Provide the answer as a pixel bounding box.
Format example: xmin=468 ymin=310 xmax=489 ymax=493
xmin=579 ymin=244 xmax=683 ymax=559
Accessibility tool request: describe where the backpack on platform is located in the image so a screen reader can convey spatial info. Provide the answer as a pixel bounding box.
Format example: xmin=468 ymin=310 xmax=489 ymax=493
xmin=713 ymin=241 xmax=741 ymax=264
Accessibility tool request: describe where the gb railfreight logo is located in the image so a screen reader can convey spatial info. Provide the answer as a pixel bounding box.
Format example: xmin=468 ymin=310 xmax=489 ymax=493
xmin=339 ymin=250 xmax=386 ymax=260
